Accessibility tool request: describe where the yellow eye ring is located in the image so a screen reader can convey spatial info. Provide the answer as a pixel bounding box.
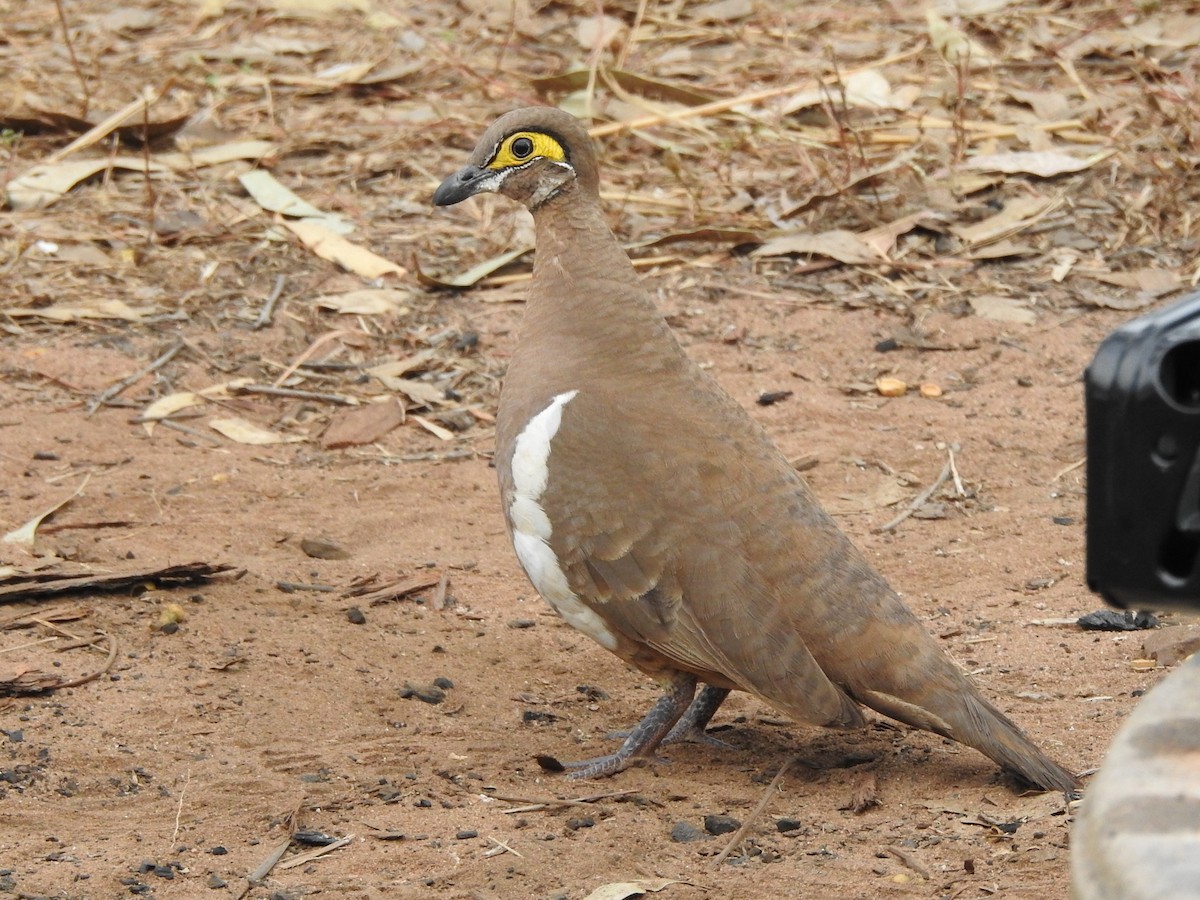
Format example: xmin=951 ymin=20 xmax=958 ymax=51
xmin=489 ymin=131 xmax=568 ymax=170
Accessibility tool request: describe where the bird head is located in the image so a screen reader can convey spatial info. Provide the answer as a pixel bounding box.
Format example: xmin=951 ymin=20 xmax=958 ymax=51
xmin=433 ymin=107 xmax=599 ymax=211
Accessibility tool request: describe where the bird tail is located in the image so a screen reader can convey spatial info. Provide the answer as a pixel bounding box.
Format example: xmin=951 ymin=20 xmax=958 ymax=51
xmin=859 ymin=687 xmax=1079 ymax=794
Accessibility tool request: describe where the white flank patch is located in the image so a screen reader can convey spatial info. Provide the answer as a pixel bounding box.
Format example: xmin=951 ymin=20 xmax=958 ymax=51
xmin=509 ymin=391 xmax=618 ymax=651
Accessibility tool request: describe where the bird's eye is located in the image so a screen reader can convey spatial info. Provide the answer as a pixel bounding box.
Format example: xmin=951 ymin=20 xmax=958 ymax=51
xmin=511 ymin=136 xmax=535 ymax=159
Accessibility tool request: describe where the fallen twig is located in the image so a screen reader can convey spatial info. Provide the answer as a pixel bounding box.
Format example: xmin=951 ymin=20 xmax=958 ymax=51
xmin=886 ymin=845 xmax=931 ymax=879
xmin=252 ymin=275 xmax=286 ymax=330
xmin=1053 ymin=457 xmax=1085 ymax=481
xmin=483 ymin=835 xmax=523 ymax=858
xmin=87 ymin=340 xmax=185 ymax=416
xmin=240 ymin=836 xmax=291 ymax=895
xmin=713 ymin=756 xmax=802 ymax=866
xmin=276 ymin=834 xmax=353 ymax=870
xmin=170 ymin=770 xmax=190 ymax=850
xmin=875 ymin=459 xmax=952 ymax=533
xmin=947 ymin=445 xmax=965 ymax=496
xmin=0 ymin=562 xmax=238 ymax=603
xmin=158 ymin=418 xmax=223 ymax=445
xmin=230 ymin=382 xmax=355 ymax=405
xmin=0 ymin=631 xmax=118 ymax=696
xmin=496 ymin=788 xmax=639 ymax=814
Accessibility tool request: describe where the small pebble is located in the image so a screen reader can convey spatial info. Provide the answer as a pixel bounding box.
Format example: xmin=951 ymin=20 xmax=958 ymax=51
xmin=292 ymin=830 xmax=337 ymax=846
xmin=918 ymin=382 xmax=943 ymax=398
xmin=346 ymin=607 xmax=367 ymax=625
xmin=508 ymin=619 xmax=537 ymax=629
xmin=400 ymin=684 xmax=445 ymax=704
xmin=703 ymin=814 xmax=741 ymax=836
xmin=207 ymin=874 xmax=227 ymax=889
xmin=209 ymin=846 xmax=227 ymax=856
xmin=565 ymin=817 xmax=594 ymax=831
xmin=432 ymin=676 xmax=454 ymax=690
xmin=670 ymin=821 xmax=704 ymax=843
xmin=776 ymin=817 xmax=804 ymax=833
xmin=756 ymin=390 xmax=793 ymax=406
xmin=300 ymin=537 xmax=351 ymax=560
xmin=455 ymin=829 xmax=478 ymax=840
xmin=1052 ymin=516 xmax=1075 ymax=525
xmin=1077 ymin=610 xmax=1159 ymax=632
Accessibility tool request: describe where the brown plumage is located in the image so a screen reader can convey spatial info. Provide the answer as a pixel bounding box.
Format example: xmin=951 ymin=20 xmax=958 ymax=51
xmin=433 ymin=107 xmax=1077 ymax=792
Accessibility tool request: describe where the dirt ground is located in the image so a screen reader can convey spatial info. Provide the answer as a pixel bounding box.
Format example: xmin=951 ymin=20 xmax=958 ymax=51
xmin=3 ymin=1 xmax=1199 ymax=898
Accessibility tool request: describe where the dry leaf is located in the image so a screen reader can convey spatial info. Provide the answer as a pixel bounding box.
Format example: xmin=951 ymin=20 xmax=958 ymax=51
xmin=142 ymin=391 xmax=205 ymax=423
xmin=1081 ymin=268 xmax=1180 ymax=293
xmin=282 ymin=219 xmax=406 ymax=279
xmin=7 ymin=157 xmax=168 ymax=210
xmin=969 ymin=295 xmax=1036 ymax=324
xmin=209 ymin=417 xmax=304 ymax=445
xmin=577 ymin=14 xmax=624 ymax=50
xmin=239 ymin=171 xmax=354 ymax=235
xmin=780 ymin=69 xmax=900 ymax=114
xmin=582 ymin=880 xmax=685 ymax=900
xmin=2 ymin=476 xmax=90 ymax=547
xmin=140 ymin=379 xmax=254 ymax=435
xmin=5 ymin=299 xmax=158 ymax=322
xmin=690 ymin=0 xmax=752 ymax=21
xmin=962 ymin=239 xmax=1038 ymax=260
xmin=829 ymin=477 xmax=911 ymax=515
xmin=155 ymin=140 xmax=275 ymax=171
xmin=367 ymin=353 xmax=435 ymax=381
xmin=753 ymin=230 xmax=881 ymax=264
xmin=966 ymin=150 xmax=1114 ymax=178
xmin=315 ymin=289 xmax=411 ymax=315
xmin=410 ymin=415 xmax=455 ymax=441
xmin=950 ymin=194 xmax=1060 ymax=246
xmin=934 ymin=0 xmax=1011 ymax=13
xmin=389 ymin=379 xmax=446 ymax=408
xmin=28 ymin=242 xmax=113 ymax=266
xmin=926 ymin=9 xmax=994 ymax=66
xmin=860 ymin=210 xmax=941 ymax=256
xmin=1076 ymin=290 xmax=1160 ymax=312
xmin=321 ymin=400 xmax=405 ymax=448
xmin=1006 ymin=88 xmax=1072 ymax=121
xmin=199 ymin=0 xmax=400 ymax=28
xmin=416 ymin=247 xmax=531 ymax=288
xmin=532 ymin=71 xmax=715 ymax=107
xmin=7 ymin=142 xmax=274 ymax=210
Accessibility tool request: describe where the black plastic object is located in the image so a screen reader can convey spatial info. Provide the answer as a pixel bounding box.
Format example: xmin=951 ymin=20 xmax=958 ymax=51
xmin=1086 ymin=289 xmax=1200 ymax=612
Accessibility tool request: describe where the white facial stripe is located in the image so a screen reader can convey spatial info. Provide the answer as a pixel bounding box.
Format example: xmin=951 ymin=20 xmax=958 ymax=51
xmin=473 ymin=169 xmax=508 ymax=193
xmin=509 ymin=391 xmax=618 ymax=651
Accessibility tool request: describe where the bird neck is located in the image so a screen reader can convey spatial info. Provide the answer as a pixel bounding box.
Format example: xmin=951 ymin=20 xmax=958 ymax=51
xmin=522 ymin=186 xmax=684 ymax=371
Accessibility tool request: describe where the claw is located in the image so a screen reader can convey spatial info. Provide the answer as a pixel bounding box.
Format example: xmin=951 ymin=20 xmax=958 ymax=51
xmin=547 ymin=673 xmax=697 ymax=778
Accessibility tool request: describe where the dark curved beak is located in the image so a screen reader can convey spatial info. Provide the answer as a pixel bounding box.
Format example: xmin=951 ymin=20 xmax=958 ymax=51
xmin=433 ymin=164 xmax=494 ymax=207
